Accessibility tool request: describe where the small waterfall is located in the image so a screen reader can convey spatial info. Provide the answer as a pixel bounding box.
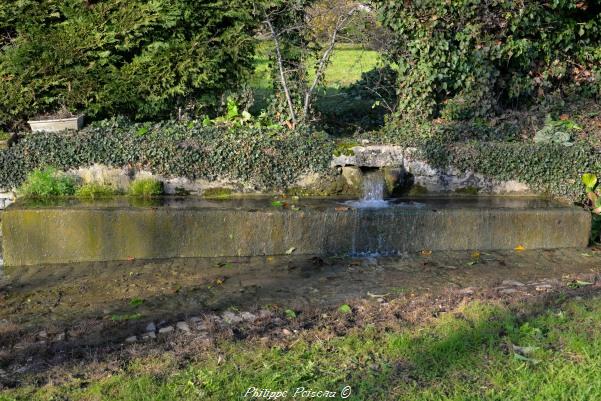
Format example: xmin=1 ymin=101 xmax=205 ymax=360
xmin=345 ymin=169 xmax=389 ymax=208
xmin=361 ymin=169 xmax=385 ymax=201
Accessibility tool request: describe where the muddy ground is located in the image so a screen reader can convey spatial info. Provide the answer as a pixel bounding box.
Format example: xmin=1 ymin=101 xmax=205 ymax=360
xmin=1 ymin=248 xmax=601 ymax=388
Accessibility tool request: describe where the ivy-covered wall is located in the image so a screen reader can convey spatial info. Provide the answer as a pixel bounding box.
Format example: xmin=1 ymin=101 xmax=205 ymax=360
xmin=0 ymin=119 xmax=334 ymax=191
xmin=0 ymin=118 xmax=595 ymax=201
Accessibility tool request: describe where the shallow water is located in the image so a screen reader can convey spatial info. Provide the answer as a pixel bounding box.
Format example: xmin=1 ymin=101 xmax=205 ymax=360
xmin=9 ymin=195 xmax=571 ymax=211
xmin=1 ymin=248 xmax=600 ymax=331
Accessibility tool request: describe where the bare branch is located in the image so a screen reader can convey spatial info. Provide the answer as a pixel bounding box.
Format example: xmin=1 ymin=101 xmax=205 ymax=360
xmin=264 ymin=17 xmax=298 ymax=127
xmin=301 ymin=7 xmax=358 ymax=121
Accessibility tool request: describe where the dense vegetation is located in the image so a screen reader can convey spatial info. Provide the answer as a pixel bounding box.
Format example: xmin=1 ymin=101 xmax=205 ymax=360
xmin=0 ymin=118 xmax=334 ymax=191
xmin=0 ymin=0 xmax=260 ymax=129
xmin=0 ymin=1 xmax=600 ymax=200
xmin=375 ymin=0 xmax=601 ymax=123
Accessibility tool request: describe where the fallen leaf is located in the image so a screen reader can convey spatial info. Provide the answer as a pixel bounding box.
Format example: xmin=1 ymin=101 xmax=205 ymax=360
xmin=513 ymin=353 xmax=540 ymax=364
xmin=568 ymin=280 xmax=593 ymax=289
xmin=338 ymin=304 xmax=352 ymax=314
xmin=515 ymin=245 xmax=526 ymax=252
xmin=285 ymin=247 xmax=296 ymax=255
xmin=512 ymin=344 xmax=539 ymax=355
xmin=127 ymin=256 xmax=135 ymax=261
xmin=420 ymin=249 xmax=432 ymax=257
xmin=471 ymin=251 xmax=481 ymax=259
xmin=367 ymin=291 xmax=389 ymax=298
xmin=335 ymin=206 xmax=350 ymax=212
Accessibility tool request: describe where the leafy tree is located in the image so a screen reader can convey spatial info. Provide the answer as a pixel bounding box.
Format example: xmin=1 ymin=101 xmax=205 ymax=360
xmin=0 ymin=0 xmax=262 ymax=129
xmin=374 ymin=0 xmax=601 ymax=122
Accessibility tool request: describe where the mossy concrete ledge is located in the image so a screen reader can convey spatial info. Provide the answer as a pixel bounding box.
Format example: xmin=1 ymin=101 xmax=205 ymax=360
xmin=1 ymin=199 xmax=591 ymax=266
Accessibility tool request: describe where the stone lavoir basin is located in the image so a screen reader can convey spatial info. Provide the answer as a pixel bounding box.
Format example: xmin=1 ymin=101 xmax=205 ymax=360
xmin=0 ymin=195 xmax=591 ymax=266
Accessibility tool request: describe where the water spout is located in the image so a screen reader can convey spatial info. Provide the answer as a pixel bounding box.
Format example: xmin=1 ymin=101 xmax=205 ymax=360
xmin=345 ymin=169 xmax=389 ymax=208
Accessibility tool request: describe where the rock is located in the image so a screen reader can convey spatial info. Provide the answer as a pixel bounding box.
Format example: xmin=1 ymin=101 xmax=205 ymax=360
xmin=502 ymin=280 xmax=525 ymax=287
xmin=222 ymin=311 xmax=243 ymax=325
xmin=158 ymin=326 xmax=174 ymax=335
xmin=239 ymin=312 xmax=257 ymax=322
xmin=142 ymin=331 xmax=156 ymax=340
xmin=500 ymin=288 xmax=518 ymax=295
xmin=176 ymin=321 xmax=191 ymax=333
xmin=258 ymin=310 xmax=272 ymax=319
xmin=458 ymin=288 xmax=475 ymax=295
xmin=282 ymin=328 xmax=292 ymax=336
xmin=535 ymin=284 xmax=553 ymax=292
xmin=125 ymin=336 xmax=137 ymax=343
xmin=55 ymin=332 xmax=65 ymax=341
xmin=145 ymin=322 xmax=156 ymax=332
xmin=38 ymin=331 xmax=48 ymax=339
xmin=376 ymin=298 xmax=385 ymax=303
xmin=382 ymin=167 xmax=406 ymax=196
xmin=341 ymin=166 xmax=362 ymax=189
xmin=189 ymin=317 xmax=202 ymax=323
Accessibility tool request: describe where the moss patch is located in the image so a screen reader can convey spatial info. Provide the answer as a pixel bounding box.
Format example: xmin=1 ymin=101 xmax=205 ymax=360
xmin=202 ymin=187 xmax=234 ymax=199
xmin=455 ymin=186 xmax=479 ymax=195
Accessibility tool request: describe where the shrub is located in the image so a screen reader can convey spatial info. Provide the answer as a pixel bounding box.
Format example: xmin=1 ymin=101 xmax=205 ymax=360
xmin=18 ymin=167 xmax=76 ymax=198
xmin=75 ymin=183 xmax=118 ymax=199
xmin=0 ymin=0 xmax=262 ymax=129
xmin=374 ymin=0 xmax=601 ymax=122
xmin=129 ymin=178 xmax=163 ymax=197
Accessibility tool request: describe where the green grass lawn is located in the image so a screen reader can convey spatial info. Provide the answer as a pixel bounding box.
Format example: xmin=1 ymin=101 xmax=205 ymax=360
xmin=5 ymin=295 xmax=601 ymax=400
xmin=250 ymin=42 xmax=382 ymax=90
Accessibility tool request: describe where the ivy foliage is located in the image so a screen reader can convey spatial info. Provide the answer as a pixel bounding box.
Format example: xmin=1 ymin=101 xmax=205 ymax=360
xmin=374 ymin=0 xmax=601 ymax=122
xmin=0 ymin=118 xmax=334 ymax=191
xmin=0 ymin=0 xmax=262 ymax=128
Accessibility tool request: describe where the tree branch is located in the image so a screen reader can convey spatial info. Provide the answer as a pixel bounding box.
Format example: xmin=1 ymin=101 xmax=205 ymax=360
xmin=301 ymin=7 xmax=358 ymax=121
xmin=265 ymin=17 xmax=298 ymax=127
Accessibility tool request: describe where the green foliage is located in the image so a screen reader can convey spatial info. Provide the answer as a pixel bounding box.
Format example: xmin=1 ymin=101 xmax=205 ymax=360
xmin=18 ymin=167 xmax=76 ymax=198
xmin=338 ymin=304 xmax=352 ymax=314
xmin=582 ymin=173 xmax=598 ymax=193
xmin=0 ymin=0 xmax=262 ymax=129
xmin=534 ymin=116 xmax=581 ymax=146
xmin=375 ymin=0 xmax=601 ymax=122
xmin=75 ymin=183 xmax=118 ymax=199
xmin=129 ymin=178 xmax=163 ymax=198
xmin=332 ymin=141 xmax=359 ymax=157
xmin=0 ymin=118 xmax=335 ymax=192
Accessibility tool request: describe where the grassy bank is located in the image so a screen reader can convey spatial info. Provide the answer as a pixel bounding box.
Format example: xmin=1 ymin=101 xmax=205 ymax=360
xmin=4 ymin=293 xmax=601 ymax=400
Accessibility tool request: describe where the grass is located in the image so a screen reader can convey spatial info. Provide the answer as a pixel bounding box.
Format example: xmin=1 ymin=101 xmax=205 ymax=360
xmin=128 ymin=178 xmax=163 ymax=197
xmin=5 ymin=296 xmax=601 ymax=400
xmin=17 ymin=167 xmax=76 ymax=198
xmin=75 ymin=182 xmax=118 ymax=199
xmin=250 ymin=42 xmax=386 ymax=133
xmin=250 ymin=42 xmax=381 ymax=90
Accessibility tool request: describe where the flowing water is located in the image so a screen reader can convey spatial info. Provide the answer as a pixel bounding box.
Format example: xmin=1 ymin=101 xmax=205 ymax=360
xmin=345 ymin=169 xmax=389 ymax=208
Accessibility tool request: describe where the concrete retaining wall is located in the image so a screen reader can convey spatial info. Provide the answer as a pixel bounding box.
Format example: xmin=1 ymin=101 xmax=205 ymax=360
xmin=2 ymin=201 xmax=590 ymax=266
